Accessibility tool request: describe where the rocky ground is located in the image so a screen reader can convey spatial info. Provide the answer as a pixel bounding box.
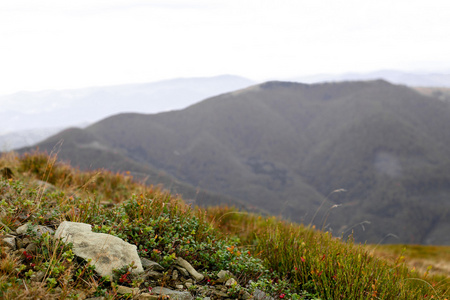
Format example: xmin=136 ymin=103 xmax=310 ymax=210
xmin=1 ymin=221 xmax=276 ymax=300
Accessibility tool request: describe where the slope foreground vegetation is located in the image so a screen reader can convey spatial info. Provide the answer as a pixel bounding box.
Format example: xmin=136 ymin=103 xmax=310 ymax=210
xmin=0 ymin=152 xmax=449 ymax=299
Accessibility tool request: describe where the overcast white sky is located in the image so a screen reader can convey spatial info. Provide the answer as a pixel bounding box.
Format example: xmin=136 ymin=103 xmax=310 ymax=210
xmin=1 ymin=0 xmax=450 ymax=95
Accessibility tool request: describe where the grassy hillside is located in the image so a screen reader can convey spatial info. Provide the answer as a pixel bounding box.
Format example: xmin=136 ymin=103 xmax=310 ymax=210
xmin=0 ymin=152 xmax=449 ymax=299
xmin=25 ymin=80 xmax=450 ymax=245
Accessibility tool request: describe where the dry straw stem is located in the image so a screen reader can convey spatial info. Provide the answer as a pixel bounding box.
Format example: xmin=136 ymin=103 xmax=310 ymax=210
xmin=404 ymin=277 xmax=443 ymax=300
xmin=309 ymin=188 xmax=346 ymax=226
xmin=35 ymin=140 xmax=63 ymax=208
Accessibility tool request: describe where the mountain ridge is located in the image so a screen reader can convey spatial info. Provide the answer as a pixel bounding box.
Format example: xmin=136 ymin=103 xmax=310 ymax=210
xmin=291 ymin=70 xmax=450 ymax=87
xmin=0 ymin=75 xmax=254 ymax=150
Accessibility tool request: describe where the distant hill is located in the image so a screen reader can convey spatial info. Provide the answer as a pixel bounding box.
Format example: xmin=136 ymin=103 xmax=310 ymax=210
xmin=25 ymin=126 xmax=250 ymax=212
xmin=0 ymin=75 xmax=254 ymax=149
xmin=0 ymin=127 xmax=63 ymax=151
xmin=292 ymin=70 xmax=450 ymax=87
xmin=24 ymin=80 xmax=450 ymax=244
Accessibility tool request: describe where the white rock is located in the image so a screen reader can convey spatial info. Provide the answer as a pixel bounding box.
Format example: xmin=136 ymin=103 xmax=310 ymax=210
xmin=54 ymin=221 xmax=144 ymax=277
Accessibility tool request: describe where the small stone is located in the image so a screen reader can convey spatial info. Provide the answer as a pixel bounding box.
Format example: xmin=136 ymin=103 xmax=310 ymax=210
xmin=225 ymin=278 xmax=237 ymax=286
xmin=151 ymin=286 xmax=194 ymax=300
xmin=175 ymin=266 xmax=190 ymax=277
xmin=116 ymin=285 xmax=139 ymax=295
xmin=216 ymin=270 xmax=234 ymax=283
xmin=137 ymin=293 xmax=159 ymax=300
xmin=16 ymin=224 xmax=54 ymax=237
xmin=1 ymin=236 xmax=16 ymax=250
xmin=144 ymin=270 xmax=163 ymax=279
xmin=172 ymin=269 xmax=179 ymax=280
xmin=175 ymin=285 xmax=184 ymax=289
xmin=36 ymin=226 xmax=54 ymax=236
xmin=176 ymin=257 xmax=204 ymax=281
xmin=141 ymin=258 xmax=164 ymax=271
xmin=21 ymin=238 xmax=31 ymax=247
xmin=16 ymin=224 xmax=30 ymax=235
xmin=212 ymin=290 xmax=229 ymax=297
xmin=185 ymin=282 xmax=193 ymax=288
xmin=16 ymin=239 xmax=26 ymax=249
xmin=25 ymin=242 xmax=37 ymax=253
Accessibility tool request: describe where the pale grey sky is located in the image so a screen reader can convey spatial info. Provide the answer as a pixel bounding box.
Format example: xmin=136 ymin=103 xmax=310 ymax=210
xmin=1 ymin=0 xmax=450 ymax=95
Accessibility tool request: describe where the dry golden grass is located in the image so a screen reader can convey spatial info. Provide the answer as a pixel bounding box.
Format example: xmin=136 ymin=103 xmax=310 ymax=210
xmin=367 ymin=244 xmax=450 ymax=277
